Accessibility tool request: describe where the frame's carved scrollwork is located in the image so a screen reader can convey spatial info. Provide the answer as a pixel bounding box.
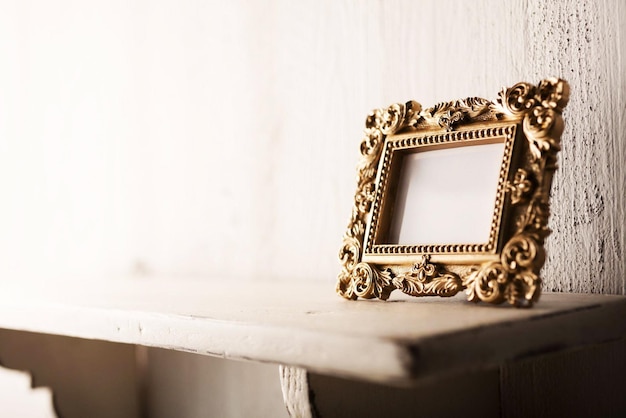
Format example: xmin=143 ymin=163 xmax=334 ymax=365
xmin=337 ymin=78 xmax=569 ymax=307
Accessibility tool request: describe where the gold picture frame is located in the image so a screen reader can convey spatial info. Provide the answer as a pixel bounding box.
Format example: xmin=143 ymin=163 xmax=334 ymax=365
xmin=337 ymin=78 xmax=569 ymax=307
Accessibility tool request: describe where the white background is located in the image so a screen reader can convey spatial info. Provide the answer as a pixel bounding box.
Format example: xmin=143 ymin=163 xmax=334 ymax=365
xmin=0 ymin=1 xmax=624 ymax=416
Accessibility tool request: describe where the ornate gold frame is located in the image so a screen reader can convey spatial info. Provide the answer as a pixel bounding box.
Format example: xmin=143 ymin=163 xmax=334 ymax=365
xmin=337 ymin=78 xmax=569 ymax=307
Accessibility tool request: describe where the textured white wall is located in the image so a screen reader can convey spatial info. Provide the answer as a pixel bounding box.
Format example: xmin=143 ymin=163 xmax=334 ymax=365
xmin=1 ymin=0 xmax=622 ymax=289
xmin=0 ymin=0 xmax=624 ymax=416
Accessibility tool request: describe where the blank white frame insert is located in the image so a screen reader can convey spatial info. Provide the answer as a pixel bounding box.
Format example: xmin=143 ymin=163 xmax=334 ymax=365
xmin=387 ymin=142 xmax=506 ymax=245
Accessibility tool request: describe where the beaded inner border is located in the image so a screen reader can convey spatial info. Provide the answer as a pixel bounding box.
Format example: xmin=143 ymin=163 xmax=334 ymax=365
xmin=364 ymin=124 xmax=517 ymax=255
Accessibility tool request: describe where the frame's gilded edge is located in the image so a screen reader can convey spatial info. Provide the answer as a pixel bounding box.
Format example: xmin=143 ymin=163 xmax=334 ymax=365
xmin=336 ymin=78 xmax=570 ymax=307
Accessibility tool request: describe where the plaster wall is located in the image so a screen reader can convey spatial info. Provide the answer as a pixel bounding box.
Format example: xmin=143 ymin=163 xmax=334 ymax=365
xmin=0 ymin=0 xmax=623 ymax=416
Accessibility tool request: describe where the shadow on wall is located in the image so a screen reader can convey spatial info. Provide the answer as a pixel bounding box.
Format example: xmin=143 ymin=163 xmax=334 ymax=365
xmin=307 ymin=338 xmax=626 ymax=418
xmin=0 ymin=329 xmax=139 ymax=418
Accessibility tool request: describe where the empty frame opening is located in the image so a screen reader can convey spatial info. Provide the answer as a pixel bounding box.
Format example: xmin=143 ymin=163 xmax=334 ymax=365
xmin=386 ymin=141 xmax=506 ymax=245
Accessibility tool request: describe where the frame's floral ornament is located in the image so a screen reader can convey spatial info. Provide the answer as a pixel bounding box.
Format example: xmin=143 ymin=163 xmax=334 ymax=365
xmin=337 ymin=78 xmax=569 ymax=307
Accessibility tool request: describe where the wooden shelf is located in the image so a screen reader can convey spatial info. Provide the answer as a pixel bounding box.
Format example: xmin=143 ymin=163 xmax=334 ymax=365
xmin=0 ymin=279 xmax=624 ymax=385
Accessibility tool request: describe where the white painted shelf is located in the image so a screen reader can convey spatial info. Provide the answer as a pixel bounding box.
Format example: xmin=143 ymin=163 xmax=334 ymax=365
xmin=0 ymin=279 xmax=624 ymax=384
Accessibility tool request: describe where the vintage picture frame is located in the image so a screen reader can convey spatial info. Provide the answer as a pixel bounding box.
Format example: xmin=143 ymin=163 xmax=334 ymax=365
xmin=337 ymin=78 xmax=569 ymax=307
